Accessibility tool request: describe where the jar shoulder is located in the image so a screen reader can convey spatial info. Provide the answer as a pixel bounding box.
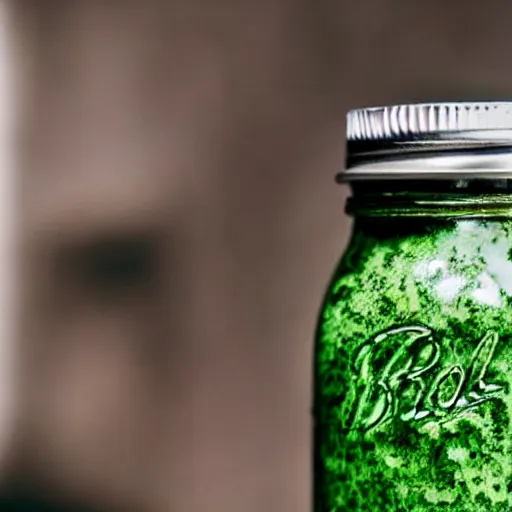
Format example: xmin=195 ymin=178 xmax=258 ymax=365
xmin=318 ymin=219 xmax=512 ymax=351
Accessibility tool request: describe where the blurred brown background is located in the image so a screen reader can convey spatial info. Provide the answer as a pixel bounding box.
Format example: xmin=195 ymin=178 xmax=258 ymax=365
xmin=1 ymin=0 xmax=511 ymax=511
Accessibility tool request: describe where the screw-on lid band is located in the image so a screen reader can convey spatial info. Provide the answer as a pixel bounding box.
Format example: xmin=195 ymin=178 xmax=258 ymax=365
xmin=348 ymin=103 xmax=512 ymax=140
xmin=343 ymin=102 xmax=512 ymax=181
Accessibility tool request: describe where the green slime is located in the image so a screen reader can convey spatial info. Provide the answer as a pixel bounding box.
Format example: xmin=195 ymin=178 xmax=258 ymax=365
xmin=315 ymin=215 xmax=512 ymax=511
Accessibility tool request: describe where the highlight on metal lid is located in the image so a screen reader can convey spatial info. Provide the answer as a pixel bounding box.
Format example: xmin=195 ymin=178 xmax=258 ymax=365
xmin=343 ymin=102 xmax=512 ymax=181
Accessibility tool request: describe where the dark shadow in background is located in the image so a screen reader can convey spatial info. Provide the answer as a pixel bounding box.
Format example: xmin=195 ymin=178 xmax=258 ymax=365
xmin=0 ymin=498 xmax=101 ymax=512
xmin=0 ymin=489 xmax=104 ymax=512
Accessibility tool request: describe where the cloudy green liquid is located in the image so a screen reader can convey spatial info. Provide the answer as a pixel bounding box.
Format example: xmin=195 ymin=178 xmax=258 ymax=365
xmin=315 ymin=215 xmax=512 ymax=511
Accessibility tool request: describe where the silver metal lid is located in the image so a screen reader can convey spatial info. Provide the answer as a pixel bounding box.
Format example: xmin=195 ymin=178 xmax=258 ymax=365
xmin=344 ymin=102 xmax=512 ymax=181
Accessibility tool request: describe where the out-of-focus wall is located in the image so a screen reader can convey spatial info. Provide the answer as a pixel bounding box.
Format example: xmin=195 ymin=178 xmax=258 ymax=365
xmin=0 ymin=0 xmax=16 ymax=489
xmin=8 ymin=1 xmax=512 ymax=511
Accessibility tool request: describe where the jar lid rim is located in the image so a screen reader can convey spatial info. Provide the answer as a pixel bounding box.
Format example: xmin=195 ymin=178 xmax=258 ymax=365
xmin=345 ymin=102 xmax=512 ymax=180
xmin=347 ymin=102 xmax=512 ymax=141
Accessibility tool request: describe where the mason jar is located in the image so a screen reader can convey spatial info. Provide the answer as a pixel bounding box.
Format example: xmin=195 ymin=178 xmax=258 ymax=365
xmin=314 ymin=103 xmax=512 ymax=511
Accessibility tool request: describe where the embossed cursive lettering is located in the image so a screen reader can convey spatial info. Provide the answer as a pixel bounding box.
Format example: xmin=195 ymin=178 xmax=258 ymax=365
xmin=349 ymin=326 xmax=504 ymax=434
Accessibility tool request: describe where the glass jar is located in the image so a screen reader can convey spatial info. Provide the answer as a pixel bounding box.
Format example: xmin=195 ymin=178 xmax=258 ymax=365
xmin=314 ymin=103 xmax=512 ymax=511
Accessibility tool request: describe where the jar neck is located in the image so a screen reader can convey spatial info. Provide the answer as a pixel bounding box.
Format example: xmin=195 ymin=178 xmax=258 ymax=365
xmin=346 ymin=179 xmax=512 ymax=218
